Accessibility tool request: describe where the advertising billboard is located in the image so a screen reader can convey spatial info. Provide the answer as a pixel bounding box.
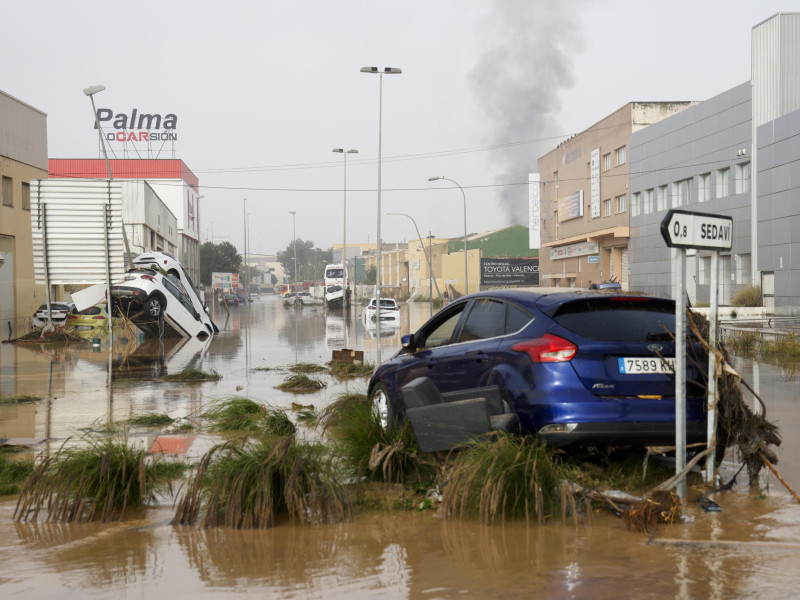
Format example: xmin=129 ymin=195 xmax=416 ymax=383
xmin=480 ymin=258 xmax=539 ymax=287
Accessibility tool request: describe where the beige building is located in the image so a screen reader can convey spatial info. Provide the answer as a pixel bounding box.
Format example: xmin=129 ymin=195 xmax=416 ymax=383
xmin=364 ymin=237 xmax=482 ymax=299
xmin=537 ymin=102 xmax=695 ymax=289
xmin=0 ymin=90 xmax=48 ymax=339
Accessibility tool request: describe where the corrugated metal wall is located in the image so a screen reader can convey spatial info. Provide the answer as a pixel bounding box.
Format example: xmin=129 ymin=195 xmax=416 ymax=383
xmin=752 ymin=12 xmax=800 ymax=127
xmin=30 ymin=180 xmax=127 ymax=285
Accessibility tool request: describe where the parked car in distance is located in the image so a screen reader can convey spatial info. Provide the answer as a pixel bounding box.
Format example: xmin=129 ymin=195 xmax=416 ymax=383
xmin=362 ymin=297 xmax=401 ymax=322
xmin=367 ymin=287 xmax=708 ymax=450
xmin=64 ymin=302 xmax=117 ymax=338
xmin=221 ymin=293 xmax=240 ymax=305
xmin=32 ymin=302 xmax=75 ymax=328
xmin=589 ymin=281 xmax=622 ymax=290
xmin=295 ymin=291 xmax=314 ymax=305
xmin=111 ymin=268 xmax=215 ymax=340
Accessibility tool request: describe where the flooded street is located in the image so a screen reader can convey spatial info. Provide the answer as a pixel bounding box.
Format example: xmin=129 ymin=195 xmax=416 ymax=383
xmin=1 ymin=295 xmax=800 ymax=599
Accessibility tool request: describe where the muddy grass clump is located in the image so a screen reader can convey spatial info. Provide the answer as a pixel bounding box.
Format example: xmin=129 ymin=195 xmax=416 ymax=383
xmin=13 ymin=329 xmax=87 ymax=345
xmin=202 ymin=397 xmax=296 ymax=437
xmin=13 ymin=438 xmax=176 ymax=523
xmin=328 ymin=396 xmax=433 ymax=485
xmin=276 ymin=374 xmax=326 ymax=393
xmin=161 ymin=367 xmax=221 ymax=382
xmin=172 ymin=436 xmax=350 ymax=529
xmin=289 ymin=362 xmax=328 ymax=374
xmin=0 ymin=450 xmax=34 ymax=496
xmin=442 ymin=433 xmax=574 ymax=524
xmin=318 ymin=392 xmax=368 ymax=432
xmin=0 ymin=393 xmax=43 ymax=405
xmin=328 ymin=360 xmax=375 ymax=379
xmin=126 ymin=413 xmax=174 ymax=427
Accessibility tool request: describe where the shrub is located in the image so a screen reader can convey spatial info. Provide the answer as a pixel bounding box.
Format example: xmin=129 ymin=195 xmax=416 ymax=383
xmin=442 ymin=433 xmax=572 ymax=524
xmin=172 ymin=436 xmax=350 ymax=528
xmin=14 ymin=438 xmax=168 ymax=523
xmin=731 ymin=285 xmax=762 ymax=307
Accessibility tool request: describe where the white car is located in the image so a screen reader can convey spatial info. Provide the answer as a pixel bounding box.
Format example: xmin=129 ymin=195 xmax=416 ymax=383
xmin=111 ymin=268 xmax=215 ymax=340
xmin=362 ymin=297 xmax=401 ymax=322
xmin=32 ymin=302 xmax=75 ymax=328
xmin=295 ymin=292 xmax=314 ymax=305
xmin=131 ymin=251 xmax=218 ymax=334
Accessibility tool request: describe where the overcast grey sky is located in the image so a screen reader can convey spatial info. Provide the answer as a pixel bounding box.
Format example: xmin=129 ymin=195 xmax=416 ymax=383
xmin=1 ymin=0 xmax=793 ymax=256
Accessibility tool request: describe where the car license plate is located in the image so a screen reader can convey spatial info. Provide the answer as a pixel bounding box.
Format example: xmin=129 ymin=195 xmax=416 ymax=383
xmin=618 ymin=357 xmax=675 ymax=374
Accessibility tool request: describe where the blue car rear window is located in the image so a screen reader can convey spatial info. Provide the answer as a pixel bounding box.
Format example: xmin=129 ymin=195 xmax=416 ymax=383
xmin=550 ymin=298 xmax=676 ymax=342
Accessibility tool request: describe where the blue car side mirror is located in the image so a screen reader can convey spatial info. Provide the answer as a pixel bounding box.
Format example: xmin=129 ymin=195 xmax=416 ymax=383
xmin=402 ymin=334 xmax=414 ymax=349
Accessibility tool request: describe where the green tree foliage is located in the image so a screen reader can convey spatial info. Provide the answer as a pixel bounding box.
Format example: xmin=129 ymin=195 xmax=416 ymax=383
xmin=277 ymin=239 xmax=332 ymax=283
xmin=199 ymin=242 xmax=242 ymax=285
xmin=363 ymin=265 xmax=377 ymax=285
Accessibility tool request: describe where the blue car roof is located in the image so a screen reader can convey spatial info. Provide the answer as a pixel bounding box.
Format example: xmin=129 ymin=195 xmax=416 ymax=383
xmin=463 ymin=287 xmax=666 ymax=313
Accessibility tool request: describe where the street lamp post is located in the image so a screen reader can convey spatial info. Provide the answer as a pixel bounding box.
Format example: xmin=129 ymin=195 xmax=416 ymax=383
xmin=333 ymin=148 xmax=358 ymax=306
xmin=387 ymin=212 xmax=442 ymax=303
xmin=83 ymin=84 xmax=115 ymax=354
xmin=429 ymin=176 xmax=468 ymax=295
xmin=361 ymin=66 xmax=402 ymax=362
xmin=289 ymin=211 xmax=297 ymax=293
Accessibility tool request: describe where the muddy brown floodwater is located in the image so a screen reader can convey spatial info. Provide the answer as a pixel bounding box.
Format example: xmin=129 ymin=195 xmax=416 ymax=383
xmin=1 ymin=295 xmax=799 ymax=599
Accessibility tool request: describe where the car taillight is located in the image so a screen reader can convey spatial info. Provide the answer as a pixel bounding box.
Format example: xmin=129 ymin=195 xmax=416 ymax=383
xmin=511 ymin=334 xmax=577 ymax=363
xmin=140 ymin=275 xmax=155 ymax=282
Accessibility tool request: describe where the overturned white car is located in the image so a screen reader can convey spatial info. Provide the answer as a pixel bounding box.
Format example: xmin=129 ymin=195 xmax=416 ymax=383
xmin=111 ymin=267 xmax=216 ymax=340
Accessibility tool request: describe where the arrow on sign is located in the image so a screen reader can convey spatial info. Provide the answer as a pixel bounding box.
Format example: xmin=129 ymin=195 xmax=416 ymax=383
xmin=660 ymin=209 xmax=733 ymax=251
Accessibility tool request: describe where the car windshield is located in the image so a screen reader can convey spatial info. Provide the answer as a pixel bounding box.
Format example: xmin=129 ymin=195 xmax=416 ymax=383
xmin=550 ymin=297 xmax=675 ymax=342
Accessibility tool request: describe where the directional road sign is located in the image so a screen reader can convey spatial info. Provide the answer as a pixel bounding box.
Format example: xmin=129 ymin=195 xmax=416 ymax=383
xmin=660 ymin=209 xmax=733 ymax=251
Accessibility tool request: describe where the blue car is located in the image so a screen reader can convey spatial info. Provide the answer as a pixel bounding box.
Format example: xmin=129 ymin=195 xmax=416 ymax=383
xmin=367 ymin=287 xmax=708 ymax=449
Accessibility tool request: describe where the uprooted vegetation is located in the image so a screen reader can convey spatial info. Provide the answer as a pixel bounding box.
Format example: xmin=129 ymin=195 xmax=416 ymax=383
xmin=11 ymin=313 xmax=792 ymax=531
xmin=13 ymin=437 xmax=183 ymax=523
xmin=161 ymin=367 xmax=221 ymax=382
xmin=275 ymin=374 xmax=326 ymax=393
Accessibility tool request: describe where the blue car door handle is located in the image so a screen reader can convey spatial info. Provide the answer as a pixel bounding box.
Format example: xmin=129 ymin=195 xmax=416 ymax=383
xmin=467 ymin=351 xmax=489 ymax=363
xmin=426 ymin=359 xmax=438 ymax=369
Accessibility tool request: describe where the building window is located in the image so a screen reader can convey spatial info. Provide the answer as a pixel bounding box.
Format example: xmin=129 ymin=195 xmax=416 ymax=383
xmin=656 ymin=185 xmax=668 ymax=212
xmin=716 ymin=167 xmax=729 ymax=198
xmin=735 ymin=162 xmax=751 ymax=194
xmin=674 ymin=178 xmax=692 ymax=207
xmin=737 ymin=253 xmax=752 ymax=284
xmin=698 ymin=173 xmax=710 ymax=202
xmin=631 ymin=192 xmax=640 ymax=217
xmin=616 ymin=194 xmax=626 ymax=213
xmin=615 ymin=146 xmax=627 ymax=166
xmin=603 ymin=153 xmax=611 ymax=172
xmin=699 ymin=256 xmax=710 ymax=285
xmin=644 ymin=188 xmax=654 ymax=214
xmin=1 ymin=177 xmax=11 ymax=207
xmin=603 ymin=198 xmax=611 ymax=216
xmin=21 ymin=182 xmax=30 ymax=211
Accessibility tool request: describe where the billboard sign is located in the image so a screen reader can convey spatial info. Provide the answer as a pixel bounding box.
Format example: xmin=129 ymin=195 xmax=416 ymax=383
xmin=528 ymin=173 xmax=541 ymax=249
xmin=590 ymin=147 xmax=600 ymax=219
xmin=94 ymin=107 xmax=178 ymax=144
xmin=557 ymin=190 xmax=584 ymax=222
xmin=549 ymin=241 xmax=599 ymax=260
xmin=212 ymin=272 xmax=233 ymax=290
xmin=481 ymin=258 xmax=539 ymax=286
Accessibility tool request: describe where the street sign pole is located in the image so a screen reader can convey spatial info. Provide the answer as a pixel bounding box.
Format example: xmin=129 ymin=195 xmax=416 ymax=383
xmin=675 ymin=248 xmax=687 ymax=502
xmin=660 ymin=209 xmax=733 ymax=502
xmin=705 ymin=251 xmax=720 ymax=483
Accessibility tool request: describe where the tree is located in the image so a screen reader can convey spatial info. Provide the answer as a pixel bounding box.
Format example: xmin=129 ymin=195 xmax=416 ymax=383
xmin=277 ymin=238 xmax=332 ymax=283
xmin=199 ymin=241 xmax=241 ymax=285
xmin=363 ymin=265 xmax=377 ymax=285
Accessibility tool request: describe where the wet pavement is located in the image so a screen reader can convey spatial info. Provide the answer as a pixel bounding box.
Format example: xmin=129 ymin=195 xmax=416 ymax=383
xmin=1 ymin=294 xmax=799 ymax=599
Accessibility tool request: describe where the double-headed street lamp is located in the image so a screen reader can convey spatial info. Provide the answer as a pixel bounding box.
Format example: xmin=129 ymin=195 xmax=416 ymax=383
xmin=361 ymin=66 xmax=402 ymax=362
xmin=429 ymin=176 xmax=468 ymax=295
xmin=332 ymin=148 xmax=358 ymax=301
xmin=289 ymin=211 xmax=297 ymax=292
xmin=387 ymin=212 xmax=442 ymax=304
